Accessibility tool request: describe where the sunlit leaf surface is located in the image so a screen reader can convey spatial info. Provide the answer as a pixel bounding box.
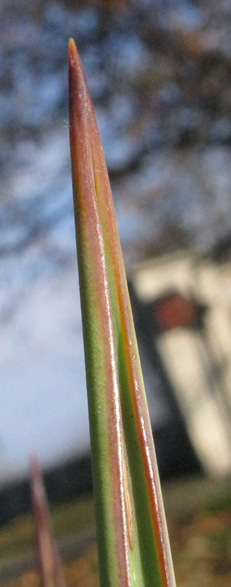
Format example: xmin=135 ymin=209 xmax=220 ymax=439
xmin=69 ymin=38 xmax=175 ymax=587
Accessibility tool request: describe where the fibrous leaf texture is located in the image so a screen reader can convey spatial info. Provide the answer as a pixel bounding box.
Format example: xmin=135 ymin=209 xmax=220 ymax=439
xmin=69 ymin=38 xmax=176 ymax=587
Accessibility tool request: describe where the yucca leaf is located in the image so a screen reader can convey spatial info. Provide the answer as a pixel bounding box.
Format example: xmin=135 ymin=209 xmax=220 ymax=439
xmin=30 ymin=456 xmax=66 ymax=587
xmin=69 ymin=38 xmax=176 ymax=587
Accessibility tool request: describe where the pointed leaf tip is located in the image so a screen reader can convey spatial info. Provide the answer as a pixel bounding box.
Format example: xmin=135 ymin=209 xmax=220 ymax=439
xmin=69 ymin=37 xmax=75 ymax=49
xmin=69 ymin=37 xmax=77 ymax=59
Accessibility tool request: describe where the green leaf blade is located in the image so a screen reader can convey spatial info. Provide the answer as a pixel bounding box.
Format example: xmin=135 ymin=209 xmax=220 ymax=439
xmin=69 ymin=38 xmax=175 ymax=587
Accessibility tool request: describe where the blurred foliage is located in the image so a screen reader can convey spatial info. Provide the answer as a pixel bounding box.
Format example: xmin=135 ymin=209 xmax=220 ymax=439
xmin=1 ymin=478 xmax=231 ymax=586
